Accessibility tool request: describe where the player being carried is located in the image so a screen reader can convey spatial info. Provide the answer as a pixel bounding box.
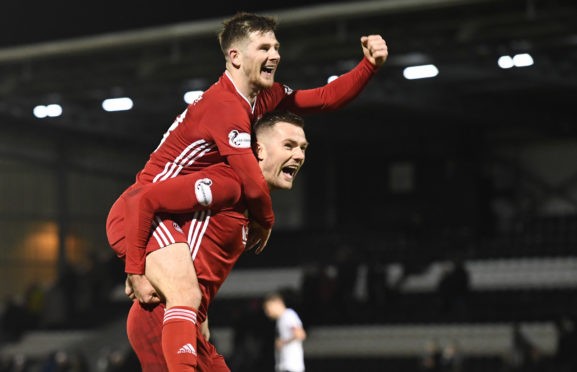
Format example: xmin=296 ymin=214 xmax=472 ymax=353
xmin=106 ymin=11 xmax=387 ymax=372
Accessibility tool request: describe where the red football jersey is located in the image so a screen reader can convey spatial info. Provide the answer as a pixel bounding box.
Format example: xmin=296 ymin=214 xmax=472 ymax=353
xmin=115 ymin=57 xmax=379 ymax=274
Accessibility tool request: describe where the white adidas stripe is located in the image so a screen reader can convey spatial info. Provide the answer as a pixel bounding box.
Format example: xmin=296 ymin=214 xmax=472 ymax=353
xmin=187 ymin=211 xmax=211 ymax=261
xmin=153 ymin=140 xmax=216 ymax=182
xmin=157 ymin=218 xmax=175 ymax=245
xmin=160 ymin=143 xmax=211 ymax=181
xmin=151 ymin=217 xmax=176 ymax=248
xmin=192 ymin=211 xmax=211 ymax=261
xmin=164 ymin=309 xmax=198 ymax=324
xmin=153 ymin=139 xmax=206 ymax=182
xmin=152 ymin=219 xmax=169 ymax=247
xmin=151 ymin=228 xmax=165 ymax=249
xmin=184 ymin=143 xmax=216 ymax=168
xmin=177 ymin=343 xmax=196 ymax=355
xmin=164 ymin=310 xmax=198 ymax=320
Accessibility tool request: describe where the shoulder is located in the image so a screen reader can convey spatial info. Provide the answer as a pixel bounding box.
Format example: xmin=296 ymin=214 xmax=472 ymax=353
xmin=283 ymin=308 xmax=302 ymax=322
xmin=188 ymin=91 xmax=246 ymax=124
xmin=261 ymin=82 xmax=295 ymax=97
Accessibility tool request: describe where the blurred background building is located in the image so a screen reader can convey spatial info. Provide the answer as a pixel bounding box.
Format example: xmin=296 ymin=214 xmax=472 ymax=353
xmin=1 ymin=0 xmax=576 ymax=371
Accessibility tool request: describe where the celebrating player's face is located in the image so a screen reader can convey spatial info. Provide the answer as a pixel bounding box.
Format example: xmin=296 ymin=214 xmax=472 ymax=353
xmin=257 ymin=122 xmax=308 ymax=191
xmin=240 ymin=31 xmax=280 ymax=91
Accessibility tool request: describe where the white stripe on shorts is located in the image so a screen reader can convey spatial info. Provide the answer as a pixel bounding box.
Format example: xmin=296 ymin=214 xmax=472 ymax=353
xmin=187 ymin=210 xmax=211 ymax=261
xmin=151 ymin=216 xmax=176 ymax=248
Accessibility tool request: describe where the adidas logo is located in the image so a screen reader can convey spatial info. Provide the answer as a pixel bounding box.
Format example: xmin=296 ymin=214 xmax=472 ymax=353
xmin=177 ymin=343 xmax=197 ymax=356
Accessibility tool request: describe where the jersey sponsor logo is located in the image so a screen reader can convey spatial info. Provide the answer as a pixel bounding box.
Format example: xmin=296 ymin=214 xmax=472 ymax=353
xmin=177 ymin=343 xmax=197 ymax=356
xmin=228 ymin=130 xmax=251 ymax=148
xmin=195 ymin=178 xmax=213 ymax=206
xmin=283 ymin=84 xmax=294 ymax=95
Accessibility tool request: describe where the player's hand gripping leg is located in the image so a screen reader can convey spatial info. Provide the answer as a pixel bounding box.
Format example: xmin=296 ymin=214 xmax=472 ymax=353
xmin=245 ymin=220 xmax=272 ymax=254
xmin=125 ymin=274 xmax=161 ymax=304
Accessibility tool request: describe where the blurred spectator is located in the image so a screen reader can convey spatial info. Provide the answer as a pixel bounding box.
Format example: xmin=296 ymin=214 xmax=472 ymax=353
xmin=442 ymin=340 xmax=464 ymax=372
xmin=229 ymin=299 xmax=274 ymax=372
xmin=1 ymin=296 xmax=27 ymax=342
xmin=553 ymin=315 xmax=577 ymax=372
xmin=300 ymin=261 xmax=323 ymax=325
xmin=504 ymin=322 xmax=543 ymax=372
xmin=365 ymin=248 xmax=392 ymax=321
xmin=263 ymin=292 xmax=306 ymax=372
xmin=437 ymin=258 xmax=470 ymax=320
xmin=23 ymin=283 xmax=46 ymax=329
xmin=0 ymin=353 xmax=31 ymax=372
xmin=421 ymin=339 xmax=442 ymax=372
xmin=96 ymin=347 xmax=139 ymax=372
xmin=332 ymin=244 xmax=359 ymax=323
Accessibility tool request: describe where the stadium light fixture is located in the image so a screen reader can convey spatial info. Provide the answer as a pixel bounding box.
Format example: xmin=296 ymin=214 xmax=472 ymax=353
xmin=102 ymin=97 xmax=133 ymax=112
xmin=327 ymin=75 xmax=339 ymax=84
xmin=46 ymin=104 xmax=62 ymax=117
xmin=184 ymin=90 xmax=204 ymax=104
xmin=33 ymin=104 xmax=62 ymax=118
xmin=513 ymin=53 xmax=534 ymax=67
xmin=498 ymin=53 xmax=534 ymax=69
xmin=403 ymin=64 xmax=439 ymax=80
xmin=498 ymin=55 xmax=514 ymax=69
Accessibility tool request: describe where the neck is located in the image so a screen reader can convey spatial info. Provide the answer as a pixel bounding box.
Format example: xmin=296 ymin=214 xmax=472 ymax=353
xmin=226 ymin=67 xmax=259 ymax=104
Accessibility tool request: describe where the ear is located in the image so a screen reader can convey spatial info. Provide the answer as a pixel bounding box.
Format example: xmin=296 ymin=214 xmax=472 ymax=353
xmin=229 ymin=48 xmax=241 ymax=69
xmin=254 ymin=141 xmax=265 ymax=161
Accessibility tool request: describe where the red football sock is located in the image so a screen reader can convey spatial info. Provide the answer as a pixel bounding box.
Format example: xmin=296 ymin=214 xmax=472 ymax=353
xmin=162 ymin=306 xmax=198 ymax=372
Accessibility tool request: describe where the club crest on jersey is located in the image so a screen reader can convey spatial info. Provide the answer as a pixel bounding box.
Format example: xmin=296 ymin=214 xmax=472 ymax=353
xmin=172 ymin=222 xmax=184 ymax=234
xmin=195 ymin=178 xmax=213 ymax=206
xmin=283 ymin=84 xmax=294 ymax=95
xmin=228 ymin=130 xmax=251 ymax=148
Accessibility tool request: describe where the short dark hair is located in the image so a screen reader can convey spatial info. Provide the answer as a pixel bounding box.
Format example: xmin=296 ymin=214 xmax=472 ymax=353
xmin=218 ymin=12 xmax=278 ymax=55
xmin=263 ymin=291 xmax=284 ymax=304
xmin=253 ymin=110 xmax=305 ymax=138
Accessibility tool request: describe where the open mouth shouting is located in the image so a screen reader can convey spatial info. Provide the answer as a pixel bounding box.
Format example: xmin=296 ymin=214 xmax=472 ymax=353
xmin=261 ymin=64 xmax=276 ymax=78
xmin=281 ymin=164 xmax=299 ymax=180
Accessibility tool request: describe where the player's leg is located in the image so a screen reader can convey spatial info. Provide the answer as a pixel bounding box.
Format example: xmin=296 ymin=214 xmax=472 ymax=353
xmin=195 ymin=325 xmax=230 ymax=372
xmin=106 ymin=191 xmax=128 ymax=259
xmin=127 ymin=301 xmax=168 ymax=372
xmin=145 ymin=222 xmax=201 ymax=372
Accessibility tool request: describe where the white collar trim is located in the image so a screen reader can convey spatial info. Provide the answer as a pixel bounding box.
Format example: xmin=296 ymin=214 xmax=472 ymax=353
xmin=224 ymin=71 xmax=256 ymax=113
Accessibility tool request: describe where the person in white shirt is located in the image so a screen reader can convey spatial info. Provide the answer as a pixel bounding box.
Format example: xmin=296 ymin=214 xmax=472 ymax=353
xmin=263 ymin=292 xmax=307 ymax=372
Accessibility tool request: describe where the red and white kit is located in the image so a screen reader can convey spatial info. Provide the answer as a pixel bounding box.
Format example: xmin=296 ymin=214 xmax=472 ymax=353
xmin=106 ymin=57 xmax=379 ymax=275
xmin=113 ymin=164 xmax=247 ymax=371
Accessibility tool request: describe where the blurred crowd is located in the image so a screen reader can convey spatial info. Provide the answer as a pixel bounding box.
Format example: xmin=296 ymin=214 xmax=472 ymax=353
xmin=1 ymin=240 xmax=576 ymax=372
xmin=0 ymin=346 xmax=139 ymax=372
xmin=1 ymin=253 xmax=125 ymax=343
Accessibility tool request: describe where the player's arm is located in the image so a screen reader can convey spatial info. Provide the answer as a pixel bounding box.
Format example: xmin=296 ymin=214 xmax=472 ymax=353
xmin=125 ymin=273 xmax=161 ymax=304
xmin=292 ymin=325 xmax=307 ymax=341
xmin=123 ymin=165 xmax=243 ymax=275
xmin=205 ymin=103 xmax=275 ymax=253
xmin=277 ymin=35 xmax=388 ymax=114
xmin=276 ymin=326 xmax=307 ymax=349
xmin=227 ymin=152 xmax=274 ymax=253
